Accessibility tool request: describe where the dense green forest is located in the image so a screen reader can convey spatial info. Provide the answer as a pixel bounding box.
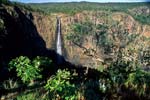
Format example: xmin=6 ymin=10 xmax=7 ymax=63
xmin=1 ymin=1 xmax=150 ymax=100
xmin=7 ymin=1 xmax=150 ymax=25
xmin=27 ymin=2 xmax=150 ymax=24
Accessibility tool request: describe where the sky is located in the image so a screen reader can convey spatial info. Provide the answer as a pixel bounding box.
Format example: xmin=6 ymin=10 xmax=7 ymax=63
xmin=10 ymin=0 xmax=149 ymax=3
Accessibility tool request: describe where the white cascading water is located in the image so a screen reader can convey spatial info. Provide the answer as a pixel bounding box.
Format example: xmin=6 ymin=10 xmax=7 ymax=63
xmin=56 ymin=17 xmax=62 ymax=55
xmin=56 ymin=17 xmax=62 ymax=64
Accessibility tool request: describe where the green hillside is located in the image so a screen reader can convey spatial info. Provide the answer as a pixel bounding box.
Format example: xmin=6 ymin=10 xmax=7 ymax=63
xmin=22 ymin=2 xmax=150 ymax=24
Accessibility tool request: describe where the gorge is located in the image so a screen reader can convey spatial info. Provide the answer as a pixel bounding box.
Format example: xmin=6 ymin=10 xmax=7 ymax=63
xmin=1 ymin=3 xmax=150 ymax=67
xmin=1 ymin=2 xmax=150 ymax=99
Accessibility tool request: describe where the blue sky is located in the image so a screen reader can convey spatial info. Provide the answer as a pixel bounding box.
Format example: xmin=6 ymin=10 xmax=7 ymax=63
xmin=10 ymin=0 xmax=149 ymax=3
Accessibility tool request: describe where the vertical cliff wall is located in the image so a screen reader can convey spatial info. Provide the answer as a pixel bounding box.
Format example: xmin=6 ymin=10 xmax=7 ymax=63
xmin=1 ymin=5 xmax=150 ymax=67
xmin=31 ymin=10 xmax=150 ymax=67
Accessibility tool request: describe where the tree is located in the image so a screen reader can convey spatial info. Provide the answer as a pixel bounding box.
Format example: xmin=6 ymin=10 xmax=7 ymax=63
xmin=0 ymin=0 xmax=10 ymax=5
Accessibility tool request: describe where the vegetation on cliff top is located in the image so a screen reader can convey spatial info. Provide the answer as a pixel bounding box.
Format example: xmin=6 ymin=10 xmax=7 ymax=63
xmin=27 ymin=2 xmax=150 ymax=24
xmin=3 ymin=1 xmax=150 ymax=24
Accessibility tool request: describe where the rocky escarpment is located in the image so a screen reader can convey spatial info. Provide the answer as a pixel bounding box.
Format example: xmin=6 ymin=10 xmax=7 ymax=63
xmin=111 ymin=12 xmax=150 ymax=37
xmin=0 ymin=5 xmax=60 ymax=65
xmin=1 ymin=5 xmax=150 ymax=68
xmin=31 ymin=9 xmax=150 ymax=67
xmin=0 ymin=6 xmax=44 ymax=57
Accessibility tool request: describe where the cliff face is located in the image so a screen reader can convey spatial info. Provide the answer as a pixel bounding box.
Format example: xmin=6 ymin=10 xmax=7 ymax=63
xmin=0 ymin=5 xmax=57 ymax=62
xmin=111 ymin=12 xmax=150 ymax=37
xmin=1 ymin=5 xmax=150 ymax=67
xmin=31 ymin=10 xmax=150 ymax=67
xmin=32 ymin=13 xmax=56 ymax=49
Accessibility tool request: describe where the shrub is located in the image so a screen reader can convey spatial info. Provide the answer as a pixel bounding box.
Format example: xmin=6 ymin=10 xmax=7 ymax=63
xmin=9 ymin=56 xmax=42 ymax=83
xmin=45 ymin=69 xmax=77 ymax=100
xmin=32 ymin=56 xmax=52 ymax=68
xmin=125 ymin=68 xmax=150 ymax=96
xmin=97 ymin=57 xmax=150 ymax=99
xmin=105 ymin=60 xmax=137 ymax=85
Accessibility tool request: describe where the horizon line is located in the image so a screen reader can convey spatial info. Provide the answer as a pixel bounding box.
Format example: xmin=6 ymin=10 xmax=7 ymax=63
xmin=11 ymin=1 xmax=150 ymax=4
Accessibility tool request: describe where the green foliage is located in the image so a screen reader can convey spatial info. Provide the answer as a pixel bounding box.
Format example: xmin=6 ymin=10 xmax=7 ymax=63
xmin=95 ymin=24 xmax=114 ymax=51
xmin=66 ymin=21 xmax=94 ymax=45
xmin=72 ymin=22 xmax=94 ymax=35
xmin=96 ymin=57 xmax=150 ymax=99
xmin=133 ymin=14 xmax=150 ymax=25
xmin=15 ymin=90 xmax=49 ymax=100
xmin=32 ymin=56 xmax=52 ymax=68
xmin=82 ymin=80 xmax=101 ymax=100
xmin=67 ymin=22 xmax=114 ymax=53
xmin=97 ymin=64 xmax=105 ymax=72
xmin=0 ymin=0 xmax=10 ymax=4
xmin=7 ymin=2 xmax=150 ymax=24
xmin=28 ymin=2 xmax=147 ymax=15
xmin=125 ymin=69 xmax=150 ymax=96
xmin=45 ymin=69 xmax=77 ymax=100
xmin=24 ymin=2 xmax=150 ymax=24
xmin=66 ymin=32 xmax=83 ymax=45
xmin=3 ymin=54 xmax=150 ymax=99
xmin=9 ymin=56 xmax=42 ymax=83
xmin=107 ymin=60 xmax=137 ymax=84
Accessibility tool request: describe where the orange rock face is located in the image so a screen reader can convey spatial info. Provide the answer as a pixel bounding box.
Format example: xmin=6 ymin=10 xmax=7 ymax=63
xmin=32 ymin=11 xmax=150 ymax=66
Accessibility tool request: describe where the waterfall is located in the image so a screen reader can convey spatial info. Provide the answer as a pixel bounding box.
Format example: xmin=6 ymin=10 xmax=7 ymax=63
xmin=56 ymin=17 xmax=62 ymax=55
xmin=56 ymin=17 xmax=63 ymax=64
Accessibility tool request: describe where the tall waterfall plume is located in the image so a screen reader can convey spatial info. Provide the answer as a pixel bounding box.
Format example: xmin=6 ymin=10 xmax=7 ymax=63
xmin=56 ymin=17 xmax=62 ymax=55
xmin=56 ymin=17 xmax=63 ymax=64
